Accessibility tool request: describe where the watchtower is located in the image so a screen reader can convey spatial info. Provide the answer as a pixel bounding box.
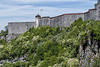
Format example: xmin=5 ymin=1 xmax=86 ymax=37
xmin=35 ymin=14 xmax=41 ymax=28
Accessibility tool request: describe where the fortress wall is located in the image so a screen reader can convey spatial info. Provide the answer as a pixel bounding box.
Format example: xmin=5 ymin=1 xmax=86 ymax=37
xmin=63 ymin=14 xmax=84 ymax=27
xmin=38 ymin=17 xmax=50 ymax=27
xmin=8 ymin=23 xmax=27 ymax=35
xmin=84 ymin=9 xmax=96 ymax=20
xmin=38 ymin=19 xmax=43 ymax=26
xmin=26 ymin=22 xmax=35 ymax=30
xmin=95 ymin=3 xmax=100 ymax=21
xmin=89 ymin=10 xmax=96 ymax=20
xmin=41 ymin=14 xmax=85 ymax=28
xmin=8 ymin=22 xmax=34 ymax=35
xmin=50 ymin=18 xmax=55 ymax=27
xmin=63 ymin=15 xmax=73 ymax=27
xmin=54 ymin=16 xmax=64 ymax=27
xmin=50 ymin=16 xmax=64 ymax=27
xmin=42 ymin=18 xmax=50 ymax=26
xmin=8 ymin=23 xmax=12 ymax=35
xmin=84 ymin=12 xmax=90 ymax=20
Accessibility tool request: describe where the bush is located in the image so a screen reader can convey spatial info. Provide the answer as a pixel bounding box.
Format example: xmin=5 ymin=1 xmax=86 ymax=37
xmin=92 ymin=57 xmax=100 ymax=67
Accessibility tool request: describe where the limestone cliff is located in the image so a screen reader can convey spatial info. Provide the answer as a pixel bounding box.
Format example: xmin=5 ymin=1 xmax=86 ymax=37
xmin=79 ymin=32 xmax=100 ymax=67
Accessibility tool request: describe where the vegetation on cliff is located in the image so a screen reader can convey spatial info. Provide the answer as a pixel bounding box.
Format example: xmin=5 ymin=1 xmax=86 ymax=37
xmin=0 ymin=18 xmax=100 ymax=67
xmin=0 ymin=26 xmax=8 ymax=37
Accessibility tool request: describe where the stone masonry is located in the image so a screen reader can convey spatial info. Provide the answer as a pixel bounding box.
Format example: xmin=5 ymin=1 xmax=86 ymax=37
xmin=79 ymin=31 xmax=100 ymax=67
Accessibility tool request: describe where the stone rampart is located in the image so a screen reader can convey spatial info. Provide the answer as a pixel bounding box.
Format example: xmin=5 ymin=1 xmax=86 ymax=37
xmin=37 ymin=13 xmax=85 ymax=28
xmin=8 ymin=22 xmax=34 ymax=35
xmin=5 ymin=0 xmax=100 ymax=41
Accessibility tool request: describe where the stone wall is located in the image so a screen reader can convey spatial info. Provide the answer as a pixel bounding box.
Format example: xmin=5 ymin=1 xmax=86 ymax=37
xmin=36 ymin=8 xmax=96 ymax=29
xmin=95 ymin=0 xmax=100 ymax=21
xmin=36 ymin=0 xmax=100 ymax=28
xmin=8 ymin=22 xmax=34 ymax=35
xmin=39 ymin=17 xmax=50 ymax=27
xmin=89 ymin=10 xmax=96 ymax=20
xmin=7 ymin=0 xmax=98 ymax=35
xmin=63 ymin=14 xmax=84 ymax=27
xmin=37 ymin=13 xmax=85 ymax=28
xmin=50 ymin=16 xmax=64 ymax=27
xmin=84 ymin=9 xmax=96 ymax=20
xmin=6 ymin=0 xmax=100 ymax=41
xmin=37 ymin=8 xmax=96 ymax=28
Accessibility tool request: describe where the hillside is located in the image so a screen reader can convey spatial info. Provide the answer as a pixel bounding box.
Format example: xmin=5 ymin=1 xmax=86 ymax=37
xmin=0 ymin=18 xmax=100 ymax=67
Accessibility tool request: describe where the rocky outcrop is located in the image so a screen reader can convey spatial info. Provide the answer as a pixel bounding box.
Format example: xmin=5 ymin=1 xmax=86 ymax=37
xmin=0 ymin=55 xmax=27 ymax=65
xmin=6 ymin=34 xmax=19 ymax=41
xmin=0 ymin=34 xmax=19 ymax=42
xmin=0 ymin=36 xmax=6 ymax=40
xmin=79 ymin=32 xmax=100 ymax=67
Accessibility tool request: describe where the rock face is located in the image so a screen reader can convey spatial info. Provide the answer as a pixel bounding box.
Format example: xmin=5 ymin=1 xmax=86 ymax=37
xmin=6 ymin=34 xmax=19 ymax=41
xmin=0 ymin=55 xmax=27 ymax=65
xmin=0 ymin=34 xmax=19 ymax=42
xmin=79 ymin=35 xmax=100 ymax=67
xmin=0 ymin=36 xmax=6 ymax=40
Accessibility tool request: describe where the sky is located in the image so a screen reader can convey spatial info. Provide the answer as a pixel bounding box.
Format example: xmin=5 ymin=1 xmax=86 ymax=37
xmin=0 ymin=0 xmax=97 ymax=31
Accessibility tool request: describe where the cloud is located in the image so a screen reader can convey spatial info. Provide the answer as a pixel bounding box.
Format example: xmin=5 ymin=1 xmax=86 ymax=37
xmin=10 ymin=0 xmax=96 ymax=3
xmin=0 ymin=0 xmax=96 ymax=17
xmin=0 ymin=4 xmax=90 ymax=17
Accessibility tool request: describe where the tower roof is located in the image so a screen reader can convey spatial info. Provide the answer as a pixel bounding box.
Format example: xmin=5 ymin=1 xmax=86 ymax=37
xmin=35 ymin=14 xmax=41 ymax=17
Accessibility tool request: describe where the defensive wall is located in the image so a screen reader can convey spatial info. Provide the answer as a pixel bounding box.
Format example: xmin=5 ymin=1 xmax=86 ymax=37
xmin=36 ymin=9 xmax=96 ymax=28
xmin=7 ymin=0 xmax=100 ymax=35
xmin=38 ymin=13 xmax=84 ymax=28
xmin=8 ymin=22 xmax=34 ymax=35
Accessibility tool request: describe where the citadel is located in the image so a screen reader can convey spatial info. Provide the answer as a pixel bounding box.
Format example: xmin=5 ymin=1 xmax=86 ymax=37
xmin=1 ymin=0 xmax=100 ymax=40
xmin=0 ymin=1 xmax=99 ymax=67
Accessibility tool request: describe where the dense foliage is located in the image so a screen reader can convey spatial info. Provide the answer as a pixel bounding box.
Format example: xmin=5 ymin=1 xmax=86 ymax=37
xmin=0 ymin=26 xmax=8 ymax=36
xmin=92 ymin=57 xmax=100 ymax=67
xmin=0 ymin=18 xmax=100 ymax=67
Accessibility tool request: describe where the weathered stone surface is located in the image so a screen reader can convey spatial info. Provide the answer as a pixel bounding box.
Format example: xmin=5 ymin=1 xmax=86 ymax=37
xmin=6 ymin=34 xmax=19 ymax=41
xmin=0 ymin=36 xmax=6 ymax=40
xmin=8 ymin=22 xmax=34 ymax=35
xmin=79 ymin=35 xmax=100 ymax=67
xmin=0 ymin=55 xmax=27 ymax=65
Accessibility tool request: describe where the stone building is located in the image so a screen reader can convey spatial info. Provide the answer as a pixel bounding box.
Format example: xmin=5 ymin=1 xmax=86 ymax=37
xmin=6 ymin=0 xmax=100 ymax=35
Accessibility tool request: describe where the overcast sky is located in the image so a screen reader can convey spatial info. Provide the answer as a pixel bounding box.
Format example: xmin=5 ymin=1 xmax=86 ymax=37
xmin=0 ymin=0 xmax=97 ymax=31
